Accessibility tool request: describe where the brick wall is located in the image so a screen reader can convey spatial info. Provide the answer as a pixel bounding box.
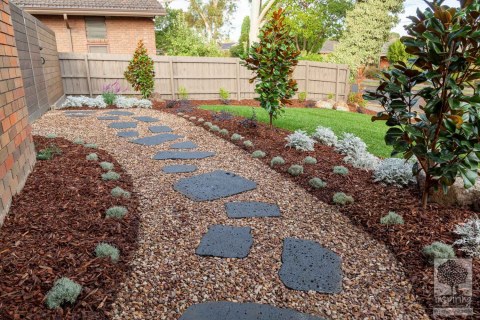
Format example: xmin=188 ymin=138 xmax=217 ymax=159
xmin=37 ymin=15 xmax=156 ymax=54
xmin=0 ymin=0 xmax=36 ymax=226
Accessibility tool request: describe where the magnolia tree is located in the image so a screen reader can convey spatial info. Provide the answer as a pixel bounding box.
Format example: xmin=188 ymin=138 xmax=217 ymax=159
xmin=365 ymin=0 xmax=480 ymax=209
xmin=242 ymin=8 xmax=300 ymax=127
xmin=124 ymin=40 xmax=155 ymax=99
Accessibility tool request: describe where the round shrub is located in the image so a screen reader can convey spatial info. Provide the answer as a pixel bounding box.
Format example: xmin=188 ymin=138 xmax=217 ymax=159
xmin=423 ymin=241 xmax=455 ymax=264
xmin=102 ymin=171 xmax=120 ymax=181
xmin=73 ymin=138 xmax=84 ymax=145
xmin=333 ymin=166 xmax=349 ymax=175
xmin=198 ymin=118 xmax=205 ymax=122
xmin=243 ymin=140 xmax=254 ymax=148
xmin=380 ymin=211 xmax=404 ymax=225
xmin=312 ymin=126 xmax=337 ymax=146
xmin=106 ymin=206 xmax=128 ymax=219
xmin=95 ymin=242 xmax=120 ymax=262
xmin=309 ymin=178 xmax=326 ymax=189
xmin=252 ymin=150 xmax=266 ymax=158
xmin=288 ymin=164 xmax=304 ymax=176
xmin=285 ymin=130 xmax=315 ymax=151
xmin=373 ymin=158 xmax=415 ymax=187
xmin=86 ymin=153 xmax=98 ymax=161
xmin=189 ymin=116 xmax=196 ymax=120
xmin=111 ymin=186 xmax=131 ymax=198
xmin=45 ymin=277 xmax=82 ymax=309
xmin=231 ymin=133 xmax=243 ymax=141
xmin=100 ymin=161 xmax=114 ymax=171
xmin=332 ymin=192 xmax=354 ymax=205
xmin=204 ymin=121 xmax=212 ymax=127
xmin=303 ymin=156 xmax=317 ymax=165
xmin=210 ymin=125 xmax=220 ymax=132
xmin=219 ymin=129 xmax=229 ymax=136
xmin=84 ymin=143 xmax=98 ymax=149
xmin=270 ymin=156 xmax=286 ymax=167
xmin=46 ymin=133 xmax=57 ymax=139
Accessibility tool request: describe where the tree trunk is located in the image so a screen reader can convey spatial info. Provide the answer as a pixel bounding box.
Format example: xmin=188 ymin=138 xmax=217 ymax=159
xmin=269 ymin=113 xmax=273 ymax=128
xmin=249 ymin=0 xmax=261 ymax=45
xmin=421 ymin=176 xmax=430 ymax=209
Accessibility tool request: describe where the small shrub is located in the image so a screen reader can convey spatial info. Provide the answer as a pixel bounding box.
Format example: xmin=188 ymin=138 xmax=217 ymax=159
xmin=343 ymin=149 xmax=380 ymax=171
xmin=423 ymin=242 xmax=455 ymax=264
xmin=333 ymin=166 xmax=349 ymax=175
xmin=287 ymin=164 xmax=304 ymax=176
xmin=46 ymin=133 xmax=57 ymax=139
xmin=238 ymin=108 xmax=258 ymax=128
xmin=285 ymin=130 xmax=315 ymax=151
xmin=102 ymin=92 xmax=117 ymax=106
xmin=124 ymin=40 xmax=155 ymax=98
xmin=454 ymin=217 xmax=480 ymax=257
xmin=335 ymin=133 xmax=367 ymax=157
xmin=86 ymin=153 xmax=98 ymax=161
xmin=303 ymin=156 xmax=317 ymax=165
xmin=95 ymin=243 xmax=120 ymax=262
xmin=298 ymin=91 xmax=307 ymax=102
xmin=212 ymin=110 xmax=233 ymax=122
xmin=166 ymin=100 xmax=178 ymax=108
xmin=73 ymin=138 xmax=84 ymax=145
xmin=219 ymin=129 xmax=229 ymax=136
xmin=84 ymin=143 xmax=98 ymax=149
xmin=178 ymin=86 xmax=189 ymax=100
xmin=106 ymin=206 xmax=128 ymax=219
xmin=270 ymin=156 xmax=285 ymax=167
xmin=198 ymin=118 xmax=205 ymax=122
xmin=327 ymin=93 xmax=335 ymax=100
xmin=210 ymin=125 xmax=220 ymax=132
xmin=45 ymin=277 xmax=82 ymax=309
xmin=252 ymin=150 xmax=266 ymax=158
xmin=380 ymin=211 xmax=404 ymax=225
xmin=309 ymin=177 xmax=326 ymax=189
xmin=243 ymin=140 xmax=254 ymax=148
xmin=332 ymin=192 xmax=354 ymax=205
xmin=204 ymin=121 xmax=213 ymax=127
xmin=231 ymin=133 xmax=243 ymax=141
xmin=61 ymin=95 xmax=106 ymax=108
xmin=219 ymin=88 xmax=230 ymax=104
xmin=111 ymin=186 xmax=131 ymax=198
xmin=100 ymin=161 xmax=114 ymax=171
xmin=115 ymin=96 xmax=152 ymax=109
xmin=102 ymin=171 xmax=120 ymax=181
xmin=373 ymin=158 xmax=415 ymax=187
xmin=189 ymin=116 xmax=196 ymax=120
xmin=37 ymin=145 xmax=61 ymax=160
xmin=312 ymin=126 xmax=337 ymax=147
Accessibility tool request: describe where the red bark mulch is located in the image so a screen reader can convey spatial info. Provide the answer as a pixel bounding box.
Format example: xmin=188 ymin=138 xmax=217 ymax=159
xmin=156 ymin=102 xmax=478 ymax=318
xmin=0 ymin=136 xmax=139 ymax=319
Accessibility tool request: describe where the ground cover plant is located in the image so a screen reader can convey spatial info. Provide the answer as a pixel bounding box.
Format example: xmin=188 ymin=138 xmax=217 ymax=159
xmin=0 ymin=136 xmax=139 ymax=317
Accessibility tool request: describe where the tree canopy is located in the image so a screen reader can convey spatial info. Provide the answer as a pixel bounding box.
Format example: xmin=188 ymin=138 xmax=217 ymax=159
xmin=387 ymin=39 xmax=410 ymax=64
xmin=230 ymin=16 xmax=250 ymax=57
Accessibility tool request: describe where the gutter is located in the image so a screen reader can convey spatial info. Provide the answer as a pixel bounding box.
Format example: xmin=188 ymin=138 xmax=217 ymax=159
xmin=21 ymin=7 xmax=166 ymax=17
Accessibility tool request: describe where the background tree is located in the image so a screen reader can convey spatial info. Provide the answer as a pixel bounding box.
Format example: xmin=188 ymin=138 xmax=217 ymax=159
xmin=230 ymin=16 xmax=250 ymax=57
xmin=387 ymin=39 xmax=410 ymax=64
xmin=249 ymin=0 xmax=278 ymax=45
xmin=124 ymin=40 xmax=155 ymax=98
xmin=242 ymin=8 xmax=300 ymax=127
xmin=365 ymin=0 xmax=480 ymax=208
xmin=186 ymin=0 xmax=237 ymax=41
xmin=155 ymin=8 xmax=223 ymax=57
xmin=330 ymin=0 xmax=404 ymax=75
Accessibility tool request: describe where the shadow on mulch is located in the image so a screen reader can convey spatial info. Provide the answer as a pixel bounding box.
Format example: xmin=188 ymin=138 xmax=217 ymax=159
xmin=0 ymin=136 xmax=140 ymax=319
xmin=156 ymin=102 xmax=478 ymax=319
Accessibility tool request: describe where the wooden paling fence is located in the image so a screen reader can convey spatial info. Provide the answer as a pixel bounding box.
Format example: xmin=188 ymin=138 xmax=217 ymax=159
xmin=59 ymin=53 xmax=350 ymax=101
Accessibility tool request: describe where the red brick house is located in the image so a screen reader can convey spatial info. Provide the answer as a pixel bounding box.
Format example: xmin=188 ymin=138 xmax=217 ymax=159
xmin=12 ymin=0 xmax=165 ymax=54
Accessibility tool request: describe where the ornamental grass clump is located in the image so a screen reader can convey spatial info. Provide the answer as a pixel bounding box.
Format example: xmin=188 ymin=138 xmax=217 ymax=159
xmin=453 ymin=217 xmax=480 ymax=257
xmin=270 ymin=156 xmax=285 ymax=167
xmin=243 ymin=140 xmax=254 ymax=148
xmin=100 ymin=161 xmax=114 ymax=171
xmin=95 ymin=243 xmax=120 ymax=262
xmin=86 ymin=153 xmax=98 ymax=161
xmin=252 ymin=150 xmax=266 ymax=158
xmin=303 ymin=156 xmax=317 ymax=165
xmin=36 ymin=145 xmax=61 ymax=160
xmin=219 ymin=129 xmax=229 ymax=136
xmin=231 ymin=133 xmax=243 ymax=141
xmin=45 ymin=277 xmax=82 ymax=309
xmin=285 ymin=130 xmax=315 ymax=151
xmin=333 ymin=192 xmax=354 ymax=205
xmin=333 ymin=166 xmax=349 ymax=176
xmin=102 ymin=171 xmax=120 ymax=181
xmin=111 ymin=186 xmax=131 ymax=198
xmin=423 ymin=241 xmax=456 ymax=264
xmin=106 ymin=206 xmax=128 ymax=219
xmin=312 ymin=126 xmax=337 ymax=146
xmin=309 ymin=178 xmax=326 ymax=189
xmin=287 ymin=164 xmax=304 ymax=176
xmin=380 ymin=211 xmax=404 ymax=226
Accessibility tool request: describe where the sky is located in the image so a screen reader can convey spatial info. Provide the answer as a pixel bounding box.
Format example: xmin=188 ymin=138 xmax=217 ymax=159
xmin=167 ymin=0 xmax=461 ymax=41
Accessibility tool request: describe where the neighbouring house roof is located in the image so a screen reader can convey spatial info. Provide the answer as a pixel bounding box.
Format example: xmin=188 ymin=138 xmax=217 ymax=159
xmin=220 ymin=42 xmax=237 ymax=50
xmin=319 ymin=40 xmax=338 ymax=54
xmin=12 ymin=0 xmax=165 ymax=17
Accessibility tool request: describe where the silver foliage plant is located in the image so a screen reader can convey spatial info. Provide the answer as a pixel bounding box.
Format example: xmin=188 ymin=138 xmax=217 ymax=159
xmin=115 ymin=96 xmax=152 ymax=109
xmin=336 ymin=133 xmax=379 ymax=171
xmin=285 ymin=130 xmax=315 ymax=152
xmin=373 ymin=158 xmax=416 ymax=187
xmin=311 ymin=126 xmax=337 ymax=146
xmin=61 ymin=95 xmax=106 ymax=108
xmin=453 ymin=216 xmax=480 ymax=257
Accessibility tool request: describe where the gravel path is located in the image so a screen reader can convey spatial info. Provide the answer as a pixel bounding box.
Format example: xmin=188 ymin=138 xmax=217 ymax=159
xmin=33 ymin=109 xmax=429 ymax=320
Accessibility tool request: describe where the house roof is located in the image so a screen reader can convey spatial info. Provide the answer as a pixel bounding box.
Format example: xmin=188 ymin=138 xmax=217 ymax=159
xmin=319 ymin=40 xmax=338 ymax=54
xmin=12 ymin=0 xmax=165 ymax=17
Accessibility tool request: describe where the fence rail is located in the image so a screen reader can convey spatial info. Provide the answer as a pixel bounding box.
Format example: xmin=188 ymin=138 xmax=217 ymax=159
xmin=59 ymin=53 xmax=350 ymax=101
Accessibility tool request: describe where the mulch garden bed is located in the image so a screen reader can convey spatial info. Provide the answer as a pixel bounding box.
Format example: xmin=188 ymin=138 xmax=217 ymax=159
xmin=0 ymin=136 xmax=139 ymax=319
xmin=157 ymin=102 xmax=478 ymax=318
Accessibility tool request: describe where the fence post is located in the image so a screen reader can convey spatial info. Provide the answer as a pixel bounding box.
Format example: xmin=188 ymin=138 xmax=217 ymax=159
xmin=335 ymin=64 xmax=340 ymax=101
xmin=169 ymin=59 xmax=175 ymax=99
xmin=236 ymin=59 xmax=241 ymax=100
xmin=84 ymin=55 xmax=92 ymax=97
xmin=305 ymin=61 xmax=309 ymax=98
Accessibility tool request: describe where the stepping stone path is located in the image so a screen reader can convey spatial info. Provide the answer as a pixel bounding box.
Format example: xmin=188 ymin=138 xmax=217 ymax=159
xmin=149 ymin=125 xmax=173 ymax=133
xmin=180 ymin=302 xmax=324 ymax=320
xmin=134 ymin=116 xmax=159 ymax=123
xmin=170 ymin=141 xmax=197 ymax=149
xmin=279 ymin=238 xmax=342 ymax=294
xmin=196 ymin=225 xmax=253 ymax=258
xmin=107 ymin=110 xmax=134 ymax=116
xmin=174 ymin=170 xmax=257 ymax=201
xmin=162 ymin=164 xmax=197 ymax=174
xmin=225 ymin=201 xmax=281 ymax=218
xmin=65 ymin=112 xmax=91 ymax=118
xmin=98 ymin=116 xmax=120 ymax=121
xmin=117 ymin=131 xmax=139 ymax=138
xmin=64 ymin=110 xmax=96 ymax=113
xmin=153 ymin=151 xmax=215 ymax=160
xmin=109 ymin=122 xmax=137 ymax=129
xmin=131 ymin=133 xmax=183 ymax=146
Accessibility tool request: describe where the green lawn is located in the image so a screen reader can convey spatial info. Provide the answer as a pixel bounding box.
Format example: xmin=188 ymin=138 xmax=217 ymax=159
xmin=200 ymin=105 xmax=392 ymax=158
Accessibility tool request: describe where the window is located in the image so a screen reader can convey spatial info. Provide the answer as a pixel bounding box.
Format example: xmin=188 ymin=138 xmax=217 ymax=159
xmin=85 ymin=17 xmax=106 ymax=39
xmin=88 ymin=45 xmax=108 ymax=53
